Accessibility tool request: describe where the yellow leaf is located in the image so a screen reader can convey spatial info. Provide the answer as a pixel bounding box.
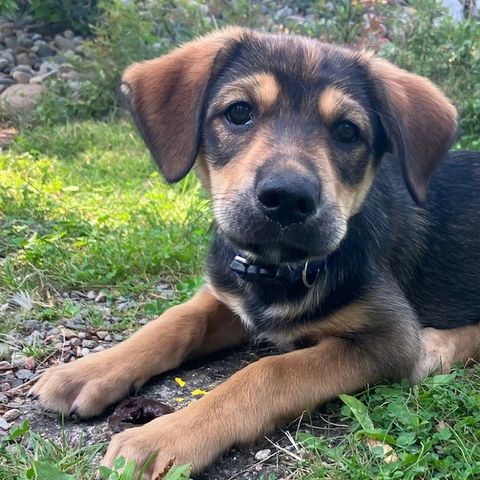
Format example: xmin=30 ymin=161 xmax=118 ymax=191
xmin=191 ymin=389 xmax=208 ymax=396
xmin=175 ymin=377 xmax=186 ymax=388
xmin=174 ymin=397 xmax=185 ymax=402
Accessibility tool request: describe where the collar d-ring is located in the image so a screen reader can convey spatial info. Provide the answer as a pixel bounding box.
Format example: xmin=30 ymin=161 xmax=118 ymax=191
xmin=302 ymin=260 xmax=320 ymax=288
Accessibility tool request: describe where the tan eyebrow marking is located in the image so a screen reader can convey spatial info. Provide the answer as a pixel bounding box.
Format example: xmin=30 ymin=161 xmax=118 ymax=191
xmin=318 ymin=86 xmax=371 ymax=137
xmin=209 ymin=73 xmax=280 ymax=115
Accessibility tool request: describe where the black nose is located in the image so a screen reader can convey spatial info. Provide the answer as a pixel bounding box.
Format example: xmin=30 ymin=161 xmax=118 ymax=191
xmin=256 ymin=172 xmax=318 ymax=226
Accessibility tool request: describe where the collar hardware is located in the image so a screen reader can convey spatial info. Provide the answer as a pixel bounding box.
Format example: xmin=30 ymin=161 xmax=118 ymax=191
xmin=229 ymin=254 xmax=326 ymax=288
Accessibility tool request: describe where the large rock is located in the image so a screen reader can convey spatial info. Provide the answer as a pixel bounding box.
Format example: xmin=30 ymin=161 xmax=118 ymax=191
xmin=0 ymin=84 xmax=42 ymax=118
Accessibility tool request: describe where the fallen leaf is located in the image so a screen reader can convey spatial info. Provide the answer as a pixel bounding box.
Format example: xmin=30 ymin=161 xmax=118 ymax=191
xmin=108 ymin=396 xmax=174 ymax=433
xmin=365 ymin=438 xmax=399 ymax=463
xmin=175 ymin=377 xmax=186 ymax=388
xmin=191 ymin=389 xmax=208 ymax=396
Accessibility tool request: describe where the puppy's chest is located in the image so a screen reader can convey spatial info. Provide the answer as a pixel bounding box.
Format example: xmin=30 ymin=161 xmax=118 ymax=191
xmin=209 ymin=283 xmax=326 ymax=349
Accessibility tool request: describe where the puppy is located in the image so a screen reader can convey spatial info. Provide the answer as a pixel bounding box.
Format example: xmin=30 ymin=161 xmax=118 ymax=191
xmin=30 ymin=28 xmax=480 ymax=478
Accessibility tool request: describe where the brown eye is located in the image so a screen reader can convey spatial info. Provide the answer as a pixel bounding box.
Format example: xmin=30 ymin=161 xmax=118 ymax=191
xmin=225 ymin=102 xmax=253 ymax=126
xmin=332 ymin=121 xmax=360 ymax=143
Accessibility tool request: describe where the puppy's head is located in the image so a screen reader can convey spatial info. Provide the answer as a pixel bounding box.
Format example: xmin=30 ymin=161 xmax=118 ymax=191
xmin=122 ymin=28 xmax=457 ymax=264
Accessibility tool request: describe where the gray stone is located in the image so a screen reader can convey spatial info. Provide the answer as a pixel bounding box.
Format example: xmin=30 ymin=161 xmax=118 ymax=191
xmin=65 ymin=316 xmax=86 ymax=331
xmin=3 ymin=37 xmax=16 ymax=49
xmin=96 ymin=331 xmax=108 ymax=340
xmin=113 ymin=334 xmax=124 ymax=342
xmin=24 ymin=319 xmax=43 ymax=332
xmin=54 ymin=34 xmax=76 ymax=52
xmin=81 ymin=340 xmax=97 ymax=349
xmin=0 ymin=58 xmax=10 ymax=71
xmin=37 ymin=44 xmax=56 ymax=58
xmin=3 ymin=409 xmax=20 ymax=421
xmin=10 ymin=351 xmax=27 ymax=368
xmin=16 ymin=369 xmax=32 ymax=380
xmin=15 ymin=52 xmax=30 ymax=65
xmin=0 ymin=393 xmax=8 ymax=403
xmin=0 ymin=76 xmax=15 ymax=85
xmin=10 ymin=378 xmax=23 ymax=388
xmin=0 ymin=84 xmax=42 ymax=118
xmin=11 ymin=70 xmax=31 ymax=84
xmin=62 ymin=328 xmax=77 ymax=339
xmin=17 ymin=34 xmax=33 ymax=48
xmin=32 ymin=33 xmax=42 ymax=41
xmin=64 ymin=30 xmax=75 ymax=39
xmin=1 ymin=50 xmax=14 ymax=66
xmin=80 ymin=348 xmax=90 ymax=357
xmin=0 ymin=418 xmax=9 ymax=430
xmin=0 ymin=361 xmax=12 ymax=370
xmin=254 ymin=449 xmax=272 ymax=461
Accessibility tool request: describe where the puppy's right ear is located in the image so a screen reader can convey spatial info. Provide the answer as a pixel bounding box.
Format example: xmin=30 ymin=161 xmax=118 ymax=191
xmin=121 ymin=28 xmax=244 ymax=182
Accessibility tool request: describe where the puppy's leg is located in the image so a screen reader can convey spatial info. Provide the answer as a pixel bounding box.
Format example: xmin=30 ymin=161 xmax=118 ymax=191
xmin=102 ymin=301 xmax=421 ymax=478
xmin=30 ymin=288 xmax=248 ymax=418
xmin=412 ymin=324 xmax=480 ymax=381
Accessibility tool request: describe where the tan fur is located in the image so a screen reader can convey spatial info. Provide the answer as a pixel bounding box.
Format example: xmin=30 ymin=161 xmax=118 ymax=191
xmin=318 ymin=86 xmax=371 ymax=135
xmin=367 ymin=56 xmax=458 ymax=203
xmin=102 ymin=330 xmax=384 ymax=476
xmin=209 ymin=72 xmax=280 ymax=115
xmin=412 ymin=324 xmax=480 ymax=381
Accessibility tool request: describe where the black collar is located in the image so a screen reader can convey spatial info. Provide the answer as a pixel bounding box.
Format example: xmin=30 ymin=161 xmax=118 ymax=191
xmin=230 ymin=253 xmax=326 ymax=288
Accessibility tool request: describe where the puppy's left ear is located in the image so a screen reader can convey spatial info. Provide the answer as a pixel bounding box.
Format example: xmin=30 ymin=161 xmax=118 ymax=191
xmin=369 ymin=58 xmax=458 ymax=204
xmin=121 ymin=28 xmax=245 ymax=182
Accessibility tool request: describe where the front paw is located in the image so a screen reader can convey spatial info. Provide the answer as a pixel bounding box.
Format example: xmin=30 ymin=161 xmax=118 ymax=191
xmin=29 ymin=350 xmax=146 ymax=418
xmin=101 ymin=412 xmax=212 ymax=479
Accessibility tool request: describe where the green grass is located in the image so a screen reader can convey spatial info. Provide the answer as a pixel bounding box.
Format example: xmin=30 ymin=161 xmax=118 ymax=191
xmin=299 ymin=367 xmax=480 ymax=479
xmin=0 ymin=120 xmax=210 ymax=296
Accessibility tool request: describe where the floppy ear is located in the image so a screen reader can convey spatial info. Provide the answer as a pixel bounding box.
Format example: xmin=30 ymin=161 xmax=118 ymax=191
xmin=369 ymin=58 xmax=458 ymax=204
xmin=121 ymin=28 xmax=244 ymax=182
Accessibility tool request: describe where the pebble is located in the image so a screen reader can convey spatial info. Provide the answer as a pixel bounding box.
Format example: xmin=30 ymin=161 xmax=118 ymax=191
xmin=0 ymin=383 xmax=10 ymax=392
xmin=0 ymin=361 xmax=12 ymax=371
xmin=11 ymin=70 xmax=31 ymax=83
xmin=70 ymin=338 xmax=81 ymax=347
xmin=96 ymin=330 xmax=108 ymax=340
xmin=254 ymin=449 xmax=272 ymax=461
xmin=87 ymin=290 xmax=96 ymax=300
xmin=104 ymin=335 xmax=112 ymax=342
xmin=24 ymin=319 xmax=43 ymax=332
xmin=16 ymin=369 xmax=33 ymax=380
xmin=10 ymin=352 xmax=26 ymax=368
xmin=82 ymin=340 xmax=96 ymax=349
xmin=113 ymin=334 xmax=124 ymax=341
xmin=62 ymin=328 xmax=77 ymax=339
xmin=0 ymin=393 xmax=8 ymax=403
xmin=3 ymin=409 xmax=20 ymax=421
xmin=24 ymin=357 xmax=36 ymax=370
xmin=80 ymin=348 xmax=90 ymax=357
xmin=92 ymin=346 xmax=106 ymax=353
xmin=77 ymin=332 xmax=87 ymax=339
xmin=95 ymin=292 xmax=107 ymax=303
xmin=0 ymin=418 xmax=9 ymax=430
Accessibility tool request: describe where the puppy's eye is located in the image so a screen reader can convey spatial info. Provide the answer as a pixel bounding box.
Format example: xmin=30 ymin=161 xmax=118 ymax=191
xmin=225 ymin=102 xmax=253 ymax=126
xmin=332 ymin=121 xmax=360 ymax=143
